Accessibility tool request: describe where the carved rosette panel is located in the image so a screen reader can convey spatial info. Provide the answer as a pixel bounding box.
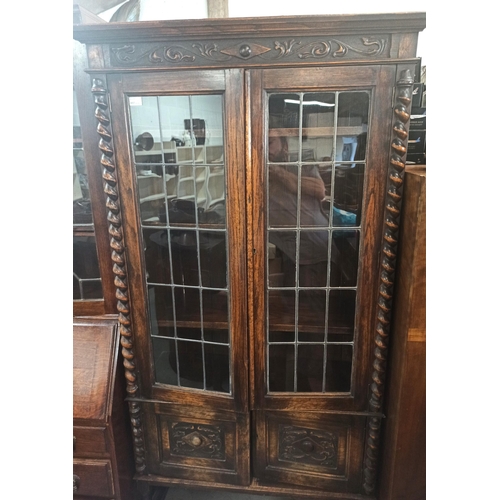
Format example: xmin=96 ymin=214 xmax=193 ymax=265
xmin=362 ymin=69 xmax=414 ymax=495
xmin=278 ymin=425 xmax=338 ymax=469
xmin=91 ymin=77 xmax=146 ymax=474
xmin=110 ymin=36 xmax=387 ymax=67
xmin=170 ymin=422 xmax=225 ymax=460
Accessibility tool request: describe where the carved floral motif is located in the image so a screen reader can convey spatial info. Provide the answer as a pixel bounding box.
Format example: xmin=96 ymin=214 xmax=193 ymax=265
xmin=170 ymin=422 xmax=225 ymax=460
xmin=279 ymin=425 xmax=338 ymax=468
xmin=111 ymin=37 xmax=387 ymax=66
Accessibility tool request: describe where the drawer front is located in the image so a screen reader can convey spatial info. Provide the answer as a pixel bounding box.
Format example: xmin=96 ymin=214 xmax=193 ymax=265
xmin=254 ymin=411 xmax=366 ymax=493
xmin=142 ymin=402 xmax=250 ymax=486
xmin=73 ymin=426 xmax=108 ymax=456
xmin=73 ymin=459 xmax=114 ymax=498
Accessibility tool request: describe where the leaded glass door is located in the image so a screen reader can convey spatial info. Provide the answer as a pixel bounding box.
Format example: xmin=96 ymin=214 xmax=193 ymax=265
xmin=249 ymin=65 xmax=396 ymax=413
xmin=108 ymin=70 xmax=248 ymax=414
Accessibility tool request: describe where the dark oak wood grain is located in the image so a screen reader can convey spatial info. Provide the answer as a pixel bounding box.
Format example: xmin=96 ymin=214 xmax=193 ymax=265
xmin=73 ymin=316 xmax=136 ymax=500
xmin=378 ymin=166 xmax=426 ymax=500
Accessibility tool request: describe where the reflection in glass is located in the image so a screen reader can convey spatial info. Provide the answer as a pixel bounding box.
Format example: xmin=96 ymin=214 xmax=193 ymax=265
xmin=73 ymin=236 xmax=103 ymax=300
xmin=73 ymin=88 xmax=103 ymax=301
xmin=266 ymin=90 xmax=369 ymax=393
xmin=129 ymin=93 xmax=230 ymax=394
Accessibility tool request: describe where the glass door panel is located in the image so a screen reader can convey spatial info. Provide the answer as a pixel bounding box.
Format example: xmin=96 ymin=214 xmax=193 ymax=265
xmin=128 ymin=93 xmax=231 ymax=394
xmin=73 ymin=89 xmax=103 ymax=301
xmin=266 ymin=90 xmax=369 ymax=395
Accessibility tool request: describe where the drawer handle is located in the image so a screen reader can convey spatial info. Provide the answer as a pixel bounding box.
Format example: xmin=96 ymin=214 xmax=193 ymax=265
xmin=73 ymin=435 xmax=76 ymax=452
xmin=73 ymin=474 xmax=80 ymax=492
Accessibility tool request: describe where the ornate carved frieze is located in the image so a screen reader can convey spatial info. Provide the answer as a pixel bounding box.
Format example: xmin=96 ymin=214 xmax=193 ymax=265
xmin=110 ymin=36 xmax=388 ymax=67
xmin=91 ymin=77 xmax=146 ymax=475
xmin=362 ymin=68 xmax=414 ymax=496
xmin=170 ymin=422 xmax=225 ymax=460
xmin=278 ymin=425 xmax=338 ymax=469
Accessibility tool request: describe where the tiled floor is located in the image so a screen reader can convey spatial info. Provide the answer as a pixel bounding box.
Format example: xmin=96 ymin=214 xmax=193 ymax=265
xmin=164 ymin=487 xmax=291 ymax=499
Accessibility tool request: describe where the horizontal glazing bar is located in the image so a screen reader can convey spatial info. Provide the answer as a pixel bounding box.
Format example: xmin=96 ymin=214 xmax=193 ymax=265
xmin=74 ymin=277 xmax=102 ymax=283
xmin=135 ymin=162 xmax=225 ymax=168
xmin=147 ymin=282 xmax=228 ymax=291
xmin=142 ymin=224 xmax=227 ymax=232
xmin=73 ymin=223 xmax=95 ymax=228
xmin=265 ymin=341 xmax=354 ymax=346
xmin=267 ymin=226 xmax=361 ymax=231
xmin=268 ymin=160 xmax=366 ymax=166
xmin=268 ymin=286 xmax=357 ymax=291
xmin=151 ymin=335 xmax=229 ymax=347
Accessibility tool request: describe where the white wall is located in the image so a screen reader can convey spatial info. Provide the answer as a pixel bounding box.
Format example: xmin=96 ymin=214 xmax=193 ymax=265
xmin=100 ymin=1 xmax=427 ymax=64
xmin=227 ymin=1 xmax=428 ymax=63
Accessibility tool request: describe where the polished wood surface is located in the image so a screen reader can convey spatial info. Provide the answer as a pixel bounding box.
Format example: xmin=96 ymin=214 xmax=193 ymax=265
xmin=379 ymin=166 xmax=426 ymax=500
xmin=73 ymin=316 xmax=136 ymax=499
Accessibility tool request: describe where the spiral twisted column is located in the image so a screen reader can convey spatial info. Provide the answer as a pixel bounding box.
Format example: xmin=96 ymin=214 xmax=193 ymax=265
xmin=91 ymin=77 xmax=146 ymax=474
xmin=362 ymin=69 xmax=414 ymax=495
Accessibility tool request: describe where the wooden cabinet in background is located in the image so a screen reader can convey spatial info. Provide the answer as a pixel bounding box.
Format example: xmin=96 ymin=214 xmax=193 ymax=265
xmin=379 ymin=166 xmax=426 ymax=500
xmin=73 ymin=12 xmax=426 ymax=499
xmin=73 ymin=316 xmax=135 ymax=500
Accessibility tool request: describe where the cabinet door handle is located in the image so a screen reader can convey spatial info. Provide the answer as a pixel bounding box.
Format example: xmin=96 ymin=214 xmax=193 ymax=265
xmin=73 ymin=435 xmax=76 ymax=452
xmin=73 ymin=474 xmax=80 ymax=492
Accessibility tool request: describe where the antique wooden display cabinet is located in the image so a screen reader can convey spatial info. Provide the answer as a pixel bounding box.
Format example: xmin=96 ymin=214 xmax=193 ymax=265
xmin=73 ymin=11 xmax=425 ymax=499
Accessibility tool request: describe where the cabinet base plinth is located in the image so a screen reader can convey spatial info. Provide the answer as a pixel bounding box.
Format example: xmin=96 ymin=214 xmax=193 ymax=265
xmin=135 ymin=475 xmax=375 ymax=500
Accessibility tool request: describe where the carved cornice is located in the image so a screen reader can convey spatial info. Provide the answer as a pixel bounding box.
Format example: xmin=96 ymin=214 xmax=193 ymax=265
xmin=91 ymin=77 xmax=146 ymax=475
xmin=110 ymin=36 xmax=388 ymax=67
xmin=73 ymin=13 xmax=426 ymax=46
xmin=362 ymin=68 xmax=414 ymax=495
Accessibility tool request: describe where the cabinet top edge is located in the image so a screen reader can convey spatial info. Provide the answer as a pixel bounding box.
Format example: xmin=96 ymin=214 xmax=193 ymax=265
xmin=73 ymin=12 xmax=426 ymax=44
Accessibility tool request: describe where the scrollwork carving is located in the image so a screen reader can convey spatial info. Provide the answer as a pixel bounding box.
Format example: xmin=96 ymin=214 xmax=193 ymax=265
xmin=110 ymin=36 xmax=387 ymax=67
xmin=170 ymin=422 xmax=225 ymax=460
xmin=362 ymin=68 xmax=414 ymax=496
xmin=278 ymin=425 xmax=338 ymax=469
xmin=91 ymin=77 xmax=146 ymax=474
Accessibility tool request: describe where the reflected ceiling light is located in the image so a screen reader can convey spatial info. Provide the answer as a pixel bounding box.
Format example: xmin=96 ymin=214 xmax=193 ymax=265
xmin=284 ymin=99 xmax=335 ymax=107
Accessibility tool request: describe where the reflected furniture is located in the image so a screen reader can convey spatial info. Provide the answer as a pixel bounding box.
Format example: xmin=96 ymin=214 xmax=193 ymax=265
xmin=73 ymin=12 xmax=426 ymax=499
xmin=74 ymin=36 xmax=116 ymax=316
xmin=73 ymin=316 xmax=135 ymax=500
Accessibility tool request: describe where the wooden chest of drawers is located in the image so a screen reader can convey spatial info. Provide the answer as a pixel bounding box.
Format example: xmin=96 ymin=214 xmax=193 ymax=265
xmin=73 ymin=316 xmax=135 ymax=500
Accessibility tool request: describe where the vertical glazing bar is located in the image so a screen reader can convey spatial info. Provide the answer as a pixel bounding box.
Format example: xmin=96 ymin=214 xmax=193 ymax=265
xmin=293 ymin=93 xmax=304 ymax=393
xmin=74 ymin=273 xmax=84 ymax=299
xmin=189 ymin=96 xmax=207 ymax=391
xmin=221 ymin=93 xmax=232 ymax=395
xmin=266 ymin=95 xmax=270 ymax=393
xmin=156 ymin=96 xmax=181 ymax=387
xmin=322 ymin=91 xmax=339 ymax=392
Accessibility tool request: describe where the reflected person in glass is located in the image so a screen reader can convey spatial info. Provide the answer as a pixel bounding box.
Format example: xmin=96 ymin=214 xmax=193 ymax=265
xmin=268 ymin=136 xmax=340 ymax=287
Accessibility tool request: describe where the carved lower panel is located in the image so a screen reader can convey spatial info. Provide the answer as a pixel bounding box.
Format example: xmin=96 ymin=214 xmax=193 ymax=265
xmin=91 ymin=76 xmax=146 ymax=474
xmin=362 ymin=68 xmax=414 ymax=495
xmin=279 ymin=425 xmax=338 ymax=469
xmin=255 ymin=411 xmax=365 ymax=493
xmin=170 ymin=422 xmax=225 ymax=460
xmin=110 ymin=35 xmax=388 ymax=67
